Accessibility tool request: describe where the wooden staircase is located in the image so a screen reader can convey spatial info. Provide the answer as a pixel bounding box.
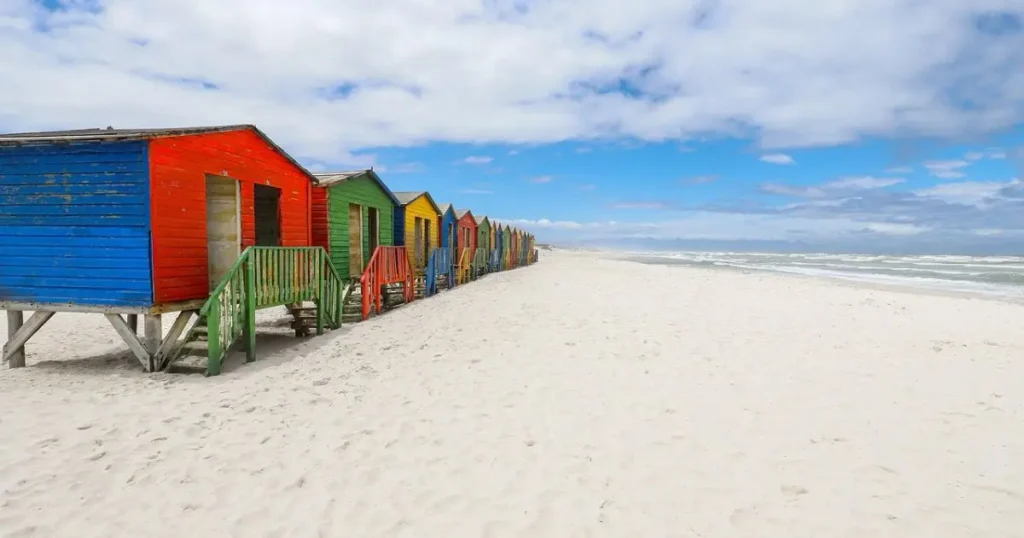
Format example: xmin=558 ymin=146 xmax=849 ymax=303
xmin=161 ymin=246 xmax=344 ymax=376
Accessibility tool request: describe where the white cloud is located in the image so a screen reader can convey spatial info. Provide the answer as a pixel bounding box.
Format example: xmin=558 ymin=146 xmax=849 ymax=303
xmin=2 ymin=2 xmax=1022 ymax=164
xmin=762 ymin=176 xmax=903 ymax=198
xmin=462 ymin=155 xmax=493 ymax=164
xmin=528 ymin=175 xmax=554 ymax=183
xmin=507 ymin=150 xmax=520 ymax=156
xmin=760 ymin=153 xmax=796 ymax=165
xmin=915 ymin=179 xmax=1015 ymax=205
xmin=885 ymin=166 xmax=913 ymax=174
xmin=505 ymin=213 xmax=932 ymax=241
xmin=923 ymin=159 xmax=970 ymax=179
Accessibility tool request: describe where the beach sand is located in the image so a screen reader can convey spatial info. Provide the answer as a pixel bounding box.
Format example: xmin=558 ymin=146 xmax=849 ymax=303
xmin=2 ymin=250 xmax=1023 ymax=537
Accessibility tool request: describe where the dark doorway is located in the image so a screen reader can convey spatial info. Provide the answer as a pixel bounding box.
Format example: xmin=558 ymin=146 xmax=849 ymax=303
xmin=423 ymin=219 xmax=431 ymax=263
xmin=367 ymin=207 xmax=379 ymax=257
xmin=254 ymin=184 xmax=281 ymax=246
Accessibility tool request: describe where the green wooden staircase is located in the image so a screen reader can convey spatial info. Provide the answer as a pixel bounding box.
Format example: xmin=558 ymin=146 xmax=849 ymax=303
xmin=161 ymin=246 xmax=345 ymax=376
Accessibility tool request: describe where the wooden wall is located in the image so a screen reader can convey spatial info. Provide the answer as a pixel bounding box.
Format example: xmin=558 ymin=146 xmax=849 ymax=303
xmin=149 ymin=130 xmax=312 ymax=304
xmin=0 ymin=140 xmax=154 ymax=307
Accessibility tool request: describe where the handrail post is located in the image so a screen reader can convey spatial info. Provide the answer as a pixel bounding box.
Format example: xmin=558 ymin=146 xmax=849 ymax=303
xmin=207 ymin=297 xmax=222 ymax=376
xmin=244 ymin=253 xmax=256 ymax=363
xmin=316 ymin=249 xmax=325 ymax=335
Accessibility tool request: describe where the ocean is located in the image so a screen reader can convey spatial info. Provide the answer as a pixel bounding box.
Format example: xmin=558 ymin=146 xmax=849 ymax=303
xmin=629 ymin=251 xmax=1024 ymax=300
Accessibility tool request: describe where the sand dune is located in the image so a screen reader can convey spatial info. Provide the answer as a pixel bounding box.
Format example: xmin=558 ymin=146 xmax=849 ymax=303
xmin=2 ymin=250 xmax=1023 ymax=537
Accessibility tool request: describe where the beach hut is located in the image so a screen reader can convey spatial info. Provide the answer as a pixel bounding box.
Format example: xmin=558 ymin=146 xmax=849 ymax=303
xmin=0 ymin=125 xmax=333 ymax=376
xmin=510 ymin=227 xmax=520 ymax=268
xmin=311 ymin=170 xmax=399 ymax=281
xmin=501 ymin=224 xmax=512 ymax=269
xmin=392 ymin=191 xmax=442 ymax=279
xmin=454 ymin=208 xmax=477 ymax=282
xmin=476 ymin=216 xmax=491 ymax=274
xmin=438 ymin=203 xmax=458 ymax=250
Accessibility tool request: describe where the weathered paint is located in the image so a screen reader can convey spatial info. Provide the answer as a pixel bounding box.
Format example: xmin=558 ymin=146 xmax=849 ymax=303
xmin=312 ymin=173 xmax=396 ymax=280
xmin=490 ymin=221 xmax=498 ymax=255
xmin=393 ymin=193 xmax=441 ymax=270
xmin=476 ymin=216 xmax=491 ymax=251
xmin=439 ymin=204 xmax=457 ymax=249
xmin=149 ymin=129 xmax=313 ymax=304
xmin=0 ymin=140 xmax=154 ymax=306
xmin=456 ymin=210 xmax=477 ymax=251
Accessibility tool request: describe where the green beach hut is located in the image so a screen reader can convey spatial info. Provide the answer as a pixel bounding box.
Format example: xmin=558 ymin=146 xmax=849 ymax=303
xmin=312 ymin=169 xmax=400 ymax=281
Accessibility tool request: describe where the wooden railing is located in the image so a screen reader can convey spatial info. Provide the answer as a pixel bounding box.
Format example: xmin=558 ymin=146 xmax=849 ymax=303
xmin=360 ymin=246 xmax=415 ymax=320
xmin=456 ymin=247 xmax=473 ymax=284
xmin=489 ymin=248 xmax=501 ymax=272
xmin=472 ymin=247 xmax=488 ymax=278
xmin=425 ymin=247 xmax=454 ymax=297
xmin=169 ymin=246 xmax=343 ymax=376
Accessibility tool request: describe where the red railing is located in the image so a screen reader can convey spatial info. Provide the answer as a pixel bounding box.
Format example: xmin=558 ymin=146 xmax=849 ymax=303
xmin=360 ymin=246 xmax=415 ymax=320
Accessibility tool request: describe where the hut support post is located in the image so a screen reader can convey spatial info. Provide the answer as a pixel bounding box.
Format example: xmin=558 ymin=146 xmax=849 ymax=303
xmin=155 ymin=310 xmax=195 ymax=370
xmin=105 ymin=313 xmax=154 ymax=372
xmin=5 ymin=310 xmax=54 ymax=367
xmin=144 ymin=315 xmax=162 ymax=372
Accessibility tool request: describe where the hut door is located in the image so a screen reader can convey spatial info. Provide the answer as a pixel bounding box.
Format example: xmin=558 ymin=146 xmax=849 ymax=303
xmin=205 ymin=175 xmax=241 ymax=291
xmin=254 ymin=184 xmax=281 ymax=246
xmin=367 ymin=208 xmax=379 ymax=256
xmin=413 ymin=217 xmax=424 ymax=265
xmin=423 ymin=219 xmax=431 ymax=263
xmin=348 ymin=204 xmax=363 ymax=273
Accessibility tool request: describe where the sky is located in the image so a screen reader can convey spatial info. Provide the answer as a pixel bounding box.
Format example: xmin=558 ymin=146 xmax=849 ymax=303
xmin=2 ymin=0 xmax=1024 ymax=254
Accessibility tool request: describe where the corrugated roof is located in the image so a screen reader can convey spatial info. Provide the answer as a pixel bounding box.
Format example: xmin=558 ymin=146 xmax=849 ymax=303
xmin=0 ymin=124 xmax=320 ymax=185
xmin=476 ymin=215 xmax=489 ymax=225
xmin=392 ymin=191 xmax=442 ymax=215
xmin=393 ymin=191 xmax=425 ymax=205
xmin=312 ymin=169 xmax=400 ymax=205
xmin=439 ymin=203 xmax=454 ymax=215
xmin=455 ymin=208 xmax=472 ymax=219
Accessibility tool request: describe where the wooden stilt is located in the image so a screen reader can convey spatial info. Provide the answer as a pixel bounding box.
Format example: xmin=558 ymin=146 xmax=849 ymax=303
xmin=4 ymin=311 xmax=54 ymax=367
xmin=155 ymin=310 xmax=195 ymax=370
xmin=5 ymin=311 xmax=26 ymax=368
xmin=127 ymin=314 xmax=138 ymax=334
xmin=105 ymin=313 xmax=151 ymax=371
xmin=144 ymin=314 xmax=162 ymax=372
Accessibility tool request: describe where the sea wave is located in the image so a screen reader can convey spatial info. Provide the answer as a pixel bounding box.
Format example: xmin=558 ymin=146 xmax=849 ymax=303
xmin=629 ymin=251 xmax=1024 ymax=300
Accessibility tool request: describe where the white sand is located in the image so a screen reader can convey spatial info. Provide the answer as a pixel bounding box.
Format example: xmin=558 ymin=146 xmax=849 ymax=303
xmin=2 ymin=250 xmax=1023 ymax=537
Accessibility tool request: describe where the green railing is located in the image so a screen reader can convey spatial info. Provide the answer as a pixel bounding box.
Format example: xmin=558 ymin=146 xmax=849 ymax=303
xmin=472 ymin=247 xmax=488 ymax=278
xmin=168 ymin=246 xmax=343 ymax=376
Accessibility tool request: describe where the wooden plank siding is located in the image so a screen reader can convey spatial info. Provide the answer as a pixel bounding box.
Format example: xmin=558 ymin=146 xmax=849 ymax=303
xmin=0 ymin=140 xmax=154 ymax=307
xmin=311 ymin=187 xmax=329 ymax=253
xmin=456 ymin=210 xmax=477 ymax=251
xmin=149 ymin=130 xmax=313 ymax=304
xmin=316 ymin=176 xmax=395 ymax=281
xmin=395 ymin=195 xmax=440 ymax=271
xmin=476 ymin=217 xmax=491 ymax=252
xmin=439 ymin=206 xmax=457 ymax=249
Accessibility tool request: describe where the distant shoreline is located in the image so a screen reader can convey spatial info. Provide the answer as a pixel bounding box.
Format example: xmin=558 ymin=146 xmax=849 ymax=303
xmin=619 ymin=252 xmax=1024 ymax=305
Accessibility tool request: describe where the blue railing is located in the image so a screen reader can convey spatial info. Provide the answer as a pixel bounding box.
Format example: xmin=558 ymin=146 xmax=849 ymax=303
xmin=424 ymin=247 xmax=455 ymax=296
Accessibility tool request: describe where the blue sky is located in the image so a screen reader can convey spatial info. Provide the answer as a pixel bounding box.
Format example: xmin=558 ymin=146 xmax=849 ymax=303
xmin=3 ymin=0 xmax=1024 ymax=253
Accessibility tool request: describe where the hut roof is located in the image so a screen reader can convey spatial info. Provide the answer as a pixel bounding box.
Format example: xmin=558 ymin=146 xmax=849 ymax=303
xmin=313 ymin=169 xmax=400 ymax=205
xmin=392 ymin=191 xmax=442 ymax=214
xmin=455 ymin=208 xmax=473 ymax=219
xmin=438 ymin=203 xmax=455 ymax=215
xmin=0 ymin=124 xmax=320 ymax=185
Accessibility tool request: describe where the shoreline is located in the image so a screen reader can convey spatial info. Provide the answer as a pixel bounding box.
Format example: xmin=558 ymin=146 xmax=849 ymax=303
xmin=596 ymin=250 xmax=1024 ymax=306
